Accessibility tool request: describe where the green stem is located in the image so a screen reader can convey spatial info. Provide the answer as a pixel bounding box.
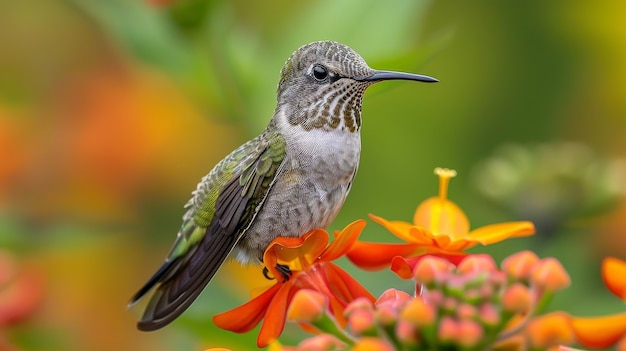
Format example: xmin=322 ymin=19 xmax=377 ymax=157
xmin=311 ymin=314 xmax=355 ymax=346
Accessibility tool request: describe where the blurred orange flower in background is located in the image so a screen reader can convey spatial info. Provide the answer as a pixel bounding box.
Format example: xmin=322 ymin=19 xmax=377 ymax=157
xmin=0 ymin=250 xmax=45 ymax=351
xmin=0 ymin=251 xmax=44 ymax=327
xmin=570 ymin=257 xmax=626 ymax=349
xmin=601 ymin=257 xmax=626 ymax=300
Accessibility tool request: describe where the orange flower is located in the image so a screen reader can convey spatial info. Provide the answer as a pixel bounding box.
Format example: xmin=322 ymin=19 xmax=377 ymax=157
xmin=572 ymin=313 xmax=626 ymax=349
xmin=570 ymin=257 xmax=626 ymax=349
xmin=348 ymin=168 xmax=535 ymax=271
xmin=213 ymin=220 xmax=374 ymax=348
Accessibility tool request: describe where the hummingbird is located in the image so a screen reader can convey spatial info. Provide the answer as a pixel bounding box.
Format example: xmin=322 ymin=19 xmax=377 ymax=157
xmin=129 ymin=40 xmax=437 ymax=331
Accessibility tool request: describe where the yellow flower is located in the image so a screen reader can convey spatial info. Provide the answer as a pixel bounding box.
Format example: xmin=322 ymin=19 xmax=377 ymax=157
xmin=348 ymin=168 xmax=535 ymax=271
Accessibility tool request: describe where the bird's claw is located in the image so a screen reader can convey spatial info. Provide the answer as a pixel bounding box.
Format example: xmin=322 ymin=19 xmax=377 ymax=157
xmin=262 ymin=263 xmax=292 ymax=282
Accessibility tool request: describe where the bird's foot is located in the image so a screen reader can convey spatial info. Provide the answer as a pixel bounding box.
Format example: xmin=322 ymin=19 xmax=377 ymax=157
xmin=262 ymin=263 xmax=292 ymax=282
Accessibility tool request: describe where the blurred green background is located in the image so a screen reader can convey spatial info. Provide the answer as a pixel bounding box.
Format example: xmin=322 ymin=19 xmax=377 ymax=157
xmin=1 ymin=0 xmax=625 ymax=350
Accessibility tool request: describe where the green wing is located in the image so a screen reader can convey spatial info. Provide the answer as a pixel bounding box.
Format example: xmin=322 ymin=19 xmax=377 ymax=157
xmin=130 ymin=131 xmax=286 ymax=331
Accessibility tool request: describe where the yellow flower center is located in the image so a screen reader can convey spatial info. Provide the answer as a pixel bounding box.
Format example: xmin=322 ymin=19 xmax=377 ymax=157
xmin=414 ymin=167 xmax=470 ymax=238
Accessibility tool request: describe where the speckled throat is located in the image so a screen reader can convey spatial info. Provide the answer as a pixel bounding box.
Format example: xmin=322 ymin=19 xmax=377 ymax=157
xmin=287 ymin=81 xmax=368 ymax=133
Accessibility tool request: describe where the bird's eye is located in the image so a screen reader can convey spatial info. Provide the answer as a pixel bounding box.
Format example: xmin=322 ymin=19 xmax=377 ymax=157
xmin=312 ymin=65 xmax=328 ymax=81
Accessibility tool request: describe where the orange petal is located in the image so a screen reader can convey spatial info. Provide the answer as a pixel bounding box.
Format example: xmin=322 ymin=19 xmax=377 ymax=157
xmin=434 ymin=253 xmax=467 ymax=266
xmin=320 ymin=219 xmax=366 ymax=262
xmin=407 ymin=226 xmax=441 ymax=246
xmin=369 ymin=214 xmax=421 ymax=243
xmin=325 ymin=263 xmax=375 ymax=304
xmin=572 ymin=312 xmax=626 ymax=348
xmin=422 ymin=238 xmax=474 ymax=253
xmin=263 ymin=229 xmax=329 ymax=270
xmin=602 ymin=257 xmax=626 ymax=300
xmin=391 ymin=256 xmax=416 ymax=279
xmin=322 ymin=264 xmax=374 ymax=327
xmin=414 ymin=197 xmax=470 ymax=237
xmin=257 ymin=282 xmax=294 ymax=347
xmin=467 ymin=221 xmax=535 ymax=245
xmin=213 ymin=283 xmax=281 ymax=333
xmin=347 ymin=241 xmax=422 ymax=270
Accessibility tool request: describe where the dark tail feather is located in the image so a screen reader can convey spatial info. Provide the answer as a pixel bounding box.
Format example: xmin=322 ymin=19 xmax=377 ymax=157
xmin=128 ymin=259 xmax=179 ymax=309
xmin=133 ymin=228 xmax=238 ymax=331
xmin=132 ymin=174 xmax=253 ymax=331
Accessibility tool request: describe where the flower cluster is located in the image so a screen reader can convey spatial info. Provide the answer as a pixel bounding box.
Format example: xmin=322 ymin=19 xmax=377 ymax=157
xmin=205 ymin=168 xmax=626 ymax=351
xmin=280 ymin=251 xmax=573 ymax=351
xmin=278 ymin=254 xmax=626 ymax=351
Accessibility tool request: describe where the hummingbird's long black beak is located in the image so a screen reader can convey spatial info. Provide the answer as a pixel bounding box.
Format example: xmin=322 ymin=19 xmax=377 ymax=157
xmin=355 ymin=70 xmax=438 ymax=83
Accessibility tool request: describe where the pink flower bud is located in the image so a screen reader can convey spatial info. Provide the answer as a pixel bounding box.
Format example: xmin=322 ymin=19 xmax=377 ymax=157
xmin=348 ymin=308 xmax=376 ymax=336
xmin=401 ymin=298 xmax=436 ymax=328
xmin=502 ymin=283 xmax=532 ymax=314
xmin=531 ymin=258 xmax=570 ymax=292
xmin=413 ymin=256 xmax=455 ymax=286
xmin=458 ymin=254 xmax=497 ymax=275
xmin=501 ymin=250 xmax=539 ymax=281
xmin=297 ymin=334 xmax=346 ymax=351
xmin=287 ymin=289 xmax=327 ymax=323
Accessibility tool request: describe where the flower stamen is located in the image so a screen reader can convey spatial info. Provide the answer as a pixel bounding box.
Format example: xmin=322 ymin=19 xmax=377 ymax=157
xmin=434 ymin=167 xmax=457 ymax=202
